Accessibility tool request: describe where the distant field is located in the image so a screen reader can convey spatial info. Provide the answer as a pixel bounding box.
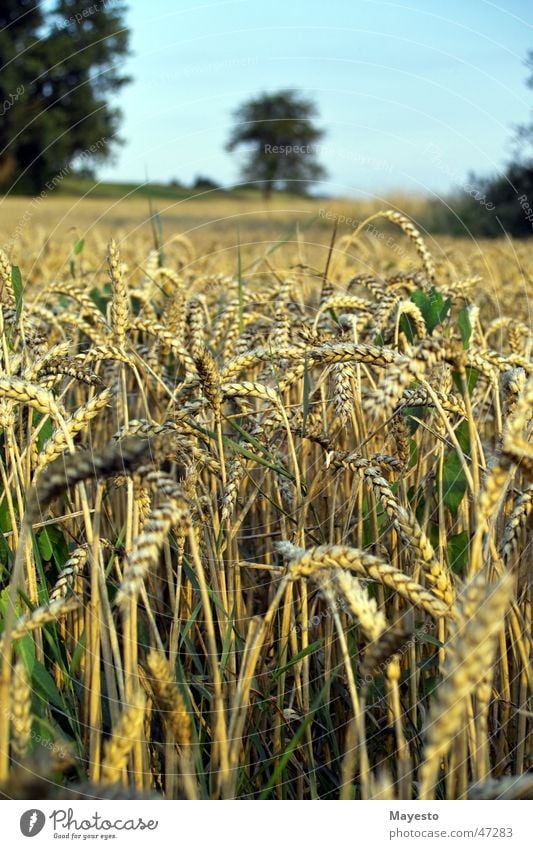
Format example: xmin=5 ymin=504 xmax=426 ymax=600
xmin=0 ymin=188 xmax=433 ymax=247
xmin=0 ymin=193 xmax=530 ymax=324
xmin=0 ymin=191 xmax=331 ymax=244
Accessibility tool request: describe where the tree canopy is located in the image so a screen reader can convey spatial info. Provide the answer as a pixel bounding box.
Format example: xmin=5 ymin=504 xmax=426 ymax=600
xmin=0 ymin=0 xmax=130 ymax=193
xmin=226 ymin=90 xmax=326 ymax=197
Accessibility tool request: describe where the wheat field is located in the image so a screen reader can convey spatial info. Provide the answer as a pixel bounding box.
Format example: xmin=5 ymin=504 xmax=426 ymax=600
xmin=0 ymin=199 xmax=531 ymax=800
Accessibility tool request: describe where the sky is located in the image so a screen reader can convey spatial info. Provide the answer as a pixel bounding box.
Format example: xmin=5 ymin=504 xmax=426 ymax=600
xmin=98 ymin=0 xmax=533 ymax=198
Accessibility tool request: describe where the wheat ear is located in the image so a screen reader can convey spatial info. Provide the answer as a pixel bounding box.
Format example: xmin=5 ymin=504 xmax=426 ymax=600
xmin=108 ymin=239 xmax=129 ymax=348
xmin=101 ymin=691 xmax=146 ymax=785
xmin=10 ymin=661 xmax=32 ymax=759
xmin=278 ymin=542 xmax=449 ymax=618
xmin=144 ymin=650 xmax=191 ymax=746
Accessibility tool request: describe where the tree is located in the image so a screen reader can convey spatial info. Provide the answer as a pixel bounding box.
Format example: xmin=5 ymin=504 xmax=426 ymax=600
xmin=192 ymin=175 xmax=220 ymax=192
xmin=447 ymin=51 xmax=533 ymax=237
xmin=514 ymin=50 xmax=533 ymax=163
xmin=0 ymin=1 xmax=44 ymax=186
xmin=226 ymin=90 xmax=326 ymax=198
xmin=422 ymin=51 xmax=533 ymax=238
xmin=424 ymin=162 xmax=533 ymax=238
xmin=0 ymin=0 xmax=130 ymax=193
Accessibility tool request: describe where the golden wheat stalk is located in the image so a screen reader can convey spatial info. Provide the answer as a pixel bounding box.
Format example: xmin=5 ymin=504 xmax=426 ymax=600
xmin=418 ymin=573 xmax=514 ymax=800
xmin=101 ymin=691 xmax=146 ymax=785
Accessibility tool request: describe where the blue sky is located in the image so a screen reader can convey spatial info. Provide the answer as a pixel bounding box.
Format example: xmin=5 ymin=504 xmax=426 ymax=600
xmin=99 ymin=0 xmax=533 ymax=198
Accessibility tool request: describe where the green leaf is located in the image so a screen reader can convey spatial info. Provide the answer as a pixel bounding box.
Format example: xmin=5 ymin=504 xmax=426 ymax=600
xmin=404 ymin=405 xmax=426 ymax=434
xmin=410 ymin=288 xmax=451 ymax=334
xmin=271 ymin=639 xmax=323 ymax=680
xmin=37 ymin=418 xmax=54 ymax=452
xmin=32 ymin=412 xmax=54 ymax=452
xmin=89 ymin=286 xmax=108 ymax=315
xmin=452 ymin=367 xmax=479 ymax=396
xmin=74 ymin=238 xmax=85 ymax=255
xmin=422 ymin=675 xmax=440 ymax=696
xmin=409 ymin=437 xmax=417 ymax=468
xmin=220 ymin=608 xmax=239 ymax=673
xmin=69 ymin=631 xmax=86 ymax=676
xmin=31 ymin=660 xmax=65 ymax=710
xmin=457 ymin=307 xmax=472 ymax=349
xmin=14 ymin=633 xmax=36 ymax=676
xmin=429 ymin=522 xmax=440 ymax=549
xmin=0 ymin=531 xmax=11 ymax=569
xmin=447 ymin=530 xmax=469 ymax=575
xmin=456 ymin=419 xmax=471 ymax=452
xmin=442 ymin=456 xmax=467 ymax=515
xmin=37 ymin=529 xmax=54 ymax=562
xmin=259 ymin=675 xmax=333 ymax=799
xmin=0 ymin=495 xmax=13 ymax=533
xmin=417 ymin=631 xmax=444 ymax=649
xmin=11 ymin=265 xmax=23 ymax=321
xmin=399 ymin=313 xmax=416 ymax=343
xmin=441 ymin=421 xmax=470 ymax=517
xmin=220 ymin=430 xmax=289 ymax=477
xmin=29 ymin=716 xmax=54 ymax=748
xmin=0 ymin=586 xmax=21 ymax=628
xmin=37 ymin=526 xmax=69 ymax=568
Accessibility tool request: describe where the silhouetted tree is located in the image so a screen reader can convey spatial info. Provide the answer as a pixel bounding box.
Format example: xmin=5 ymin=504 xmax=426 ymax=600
xmin=192 ymin=175 xmax=220 ymax=191
xmin=226 ymin=90 xmax=326 ymax=198
xmin=448 ymin=52 xmax=533 ymax=237
xmin=0 ymin=0 xmax=130 ymax=193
